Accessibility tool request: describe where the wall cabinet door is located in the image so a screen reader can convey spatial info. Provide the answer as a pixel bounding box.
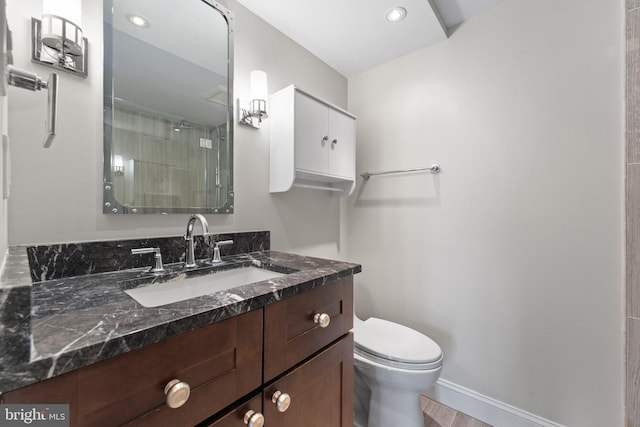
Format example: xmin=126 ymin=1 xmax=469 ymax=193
xmin=293 ymin=90 xmax=355 ymax=179
xmin=327 ymin=108 xmax=355 ymax=179
xmin=262 ymin=334 xmax=354 ymax=427
xmin=294 ymin=91 xmax=330 ymax=175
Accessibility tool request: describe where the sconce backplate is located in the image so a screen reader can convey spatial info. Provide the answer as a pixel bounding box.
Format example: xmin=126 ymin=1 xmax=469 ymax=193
xmin=238 ymin=98 xmax=262 ymax=129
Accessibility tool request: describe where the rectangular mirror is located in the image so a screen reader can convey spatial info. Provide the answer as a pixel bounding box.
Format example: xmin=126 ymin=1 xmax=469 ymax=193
xmin=103 ymin=0 xmax=234 ymax=214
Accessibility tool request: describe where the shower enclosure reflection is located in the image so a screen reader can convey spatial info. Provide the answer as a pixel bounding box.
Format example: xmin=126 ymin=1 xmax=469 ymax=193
xmin=103 ymin=0 xmax=234 ymax=214
xmin=109 ymin=104 xmax=229 ymax=210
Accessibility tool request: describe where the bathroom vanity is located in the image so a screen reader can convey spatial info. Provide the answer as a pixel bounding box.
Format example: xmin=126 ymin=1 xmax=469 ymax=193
xmin=0 ymin=232 xmax=360 ymax=426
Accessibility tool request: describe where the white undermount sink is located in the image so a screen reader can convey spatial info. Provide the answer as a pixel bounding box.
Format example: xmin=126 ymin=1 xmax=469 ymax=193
xmin=124 ymin=266 xmax=285 ymax=308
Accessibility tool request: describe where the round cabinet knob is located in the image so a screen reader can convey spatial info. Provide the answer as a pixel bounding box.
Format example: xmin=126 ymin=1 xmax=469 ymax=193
xmin=164 ymin=379 xmax=190 ymax=409
xmin=313 ymin=312 xmax=331 ymax=328
xmin=321 ymin=136 xmax=329 ymax=145
xmin=244 ymin=410 xmax=265 ymax=427
xmin=271 ymin=390 xmax=291 ymax=413
xmin=331 ymin=138 xmax=338 ymax=146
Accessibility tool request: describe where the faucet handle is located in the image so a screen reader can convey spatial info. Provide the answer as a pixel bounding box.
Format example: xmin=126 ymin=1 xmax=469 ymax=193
xmin=212 ymin=240 xmax=233 ymax=263
xmin=131 ymin=247 xmax=165 ymax=273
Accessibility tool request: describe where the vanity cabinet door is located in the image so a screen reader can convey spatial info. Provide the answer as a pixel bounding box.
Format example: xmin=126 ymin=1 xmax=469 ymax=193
xmin=263 ymin=276 xmax=353 ymax=382
xmin=262 ymin=334 xmax=354 ymax=427
xmin=122 ymin=310 xmax=262 ymax=426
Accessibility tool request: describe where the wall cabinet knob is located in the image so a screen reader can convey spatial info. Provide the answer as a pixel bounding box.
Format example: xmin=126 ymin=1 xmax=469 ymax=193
xmin=321 ymin=135 xmax=329 ymax=145
xmin=331 ymin=138 xmax=338 ymax=146
xmin=164 ymin=379 xmax=190 ymax=408
xmin=271 ymin=390 xmax=291 ymax=412
xmin=244 ymin=410 xmax=265 ymax=427
xmin=313 ymin=312 xmax=331 ymax=328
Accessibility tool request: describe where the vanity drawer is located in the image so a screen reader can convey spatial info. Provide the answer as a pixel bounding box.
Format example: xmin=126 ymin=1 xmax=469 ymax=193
xmin=263 ymin=276 xmax=353 ymax=382
xmin=200 ymin=394 xmax=263 ymax=427
xmin=3 ymin=309 xmax=263 ymax=427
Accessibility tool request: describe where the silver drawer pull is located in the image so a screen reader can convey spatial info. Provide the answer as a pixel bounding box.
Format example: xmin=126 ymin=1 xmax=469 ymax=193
xmin=164 ymin=379 xmax=190 ymax=408
xmin=271 ymin=390 xmax=291 ymax=412
xmin=244 ymin=410 xmax=265 ymax=427
xmin=313 ymin=312 xmax=331 ymax=328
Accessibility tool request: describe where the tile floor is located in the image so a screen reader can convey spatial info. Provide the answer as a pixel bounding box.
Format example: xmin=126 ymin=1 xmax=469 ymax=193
xmin=421 ymin=396 xmax=492 ymax=427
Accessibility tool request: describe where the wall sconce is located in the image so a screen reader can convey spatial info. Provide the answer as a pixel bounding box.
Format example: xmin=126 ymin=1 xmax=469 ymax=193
xmin=113 ymin=155 xmax=124 ymax=176
xmin=31 ymin=0 xmax=88 ymax=77
xmin=239 ymin=70 xmax=268 ymax=129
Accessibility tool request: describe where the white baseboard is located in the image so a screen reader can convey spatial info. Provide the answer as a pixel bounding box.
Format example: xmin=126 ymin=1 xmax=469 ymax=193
xmin=423 ymin=379 xmax=566 ymax=427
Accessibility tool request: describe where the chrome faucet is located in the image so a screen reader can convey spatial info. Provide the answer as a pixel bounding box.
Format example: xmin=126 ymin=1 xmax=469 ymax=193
xmin=184 ymin=214 xmax=212 ymax=268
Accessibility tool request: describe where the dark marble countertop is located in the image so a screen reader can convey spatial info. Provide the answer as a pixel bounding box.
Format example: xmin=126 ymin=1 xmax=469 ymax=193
xmin=0 ymin=247 xmax=360 ymax=395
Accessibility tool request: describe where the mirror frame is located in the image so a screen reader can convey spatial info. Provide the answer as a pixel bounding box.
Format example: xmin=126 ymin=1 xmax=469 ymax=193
xmin=102 ymin=0 xmax=235 ymax=215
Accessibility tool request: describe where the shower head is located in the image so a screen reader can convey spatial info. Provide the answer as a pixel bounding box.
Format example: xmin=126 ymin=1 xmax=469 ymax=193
xmin=173 ymin=119 xmax=193 ymax=131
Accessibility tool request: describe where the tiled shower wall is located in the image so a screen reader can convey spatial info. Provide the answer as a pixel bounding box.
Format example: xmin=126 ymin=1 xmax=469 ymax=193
xmin=627 ymin=1 xmax=640 ymax=425
xmin=111 ymin=106 xmax=230 ymax=209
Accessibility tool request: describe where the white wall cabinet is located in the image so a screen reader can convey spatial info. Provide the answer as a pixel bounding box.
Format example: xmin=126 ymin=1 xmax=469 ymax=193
xmin=270 ymin=86 xmax=356 ymax=196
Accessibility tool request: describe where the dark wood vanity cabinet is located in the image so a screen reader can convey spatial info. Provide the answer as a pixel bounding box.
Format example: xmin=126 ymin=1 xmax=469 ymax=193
xmin=262 ymin=335 xmax=354 ymax=427
xmin=203 ymin=275 xmax=355 ymax=427
xmin=264 ymin=277 xmax=354 ymax=382
xmin=3 ymin=309 xmax=263 ymax=427
xmin=3 ymin=277 xmax=354 ymax=427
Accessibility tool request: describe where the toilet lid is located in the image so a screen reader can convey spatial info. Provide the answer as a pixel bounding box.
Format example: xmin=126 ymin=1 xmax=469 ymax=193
xmin=354 ymin=317 xmax=442 ymax=364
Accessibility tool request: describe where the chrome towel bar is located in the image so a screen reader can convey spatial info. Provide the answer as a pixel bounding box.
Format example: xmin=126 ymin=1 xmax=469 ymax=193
xmin=360 ymin=164 xmax=441 ymax=181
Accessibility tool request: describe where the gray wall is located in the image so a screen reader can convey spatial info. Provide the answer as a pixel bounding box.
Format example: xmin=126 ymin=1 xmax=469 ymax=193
xmin=3 ymin=0 xmax=627 ymax=424
xmin=627 ymin=1 xmax=640 ymax=425
xmin=347 ymin=0 xmax=624 ymax=425
xmin=0 ymin=0 xmax=6 ymax=263
xmin=6 ymin=0 xmax=350 ymax=261
xmin=0 ymin=91 xmax=6 ymax=263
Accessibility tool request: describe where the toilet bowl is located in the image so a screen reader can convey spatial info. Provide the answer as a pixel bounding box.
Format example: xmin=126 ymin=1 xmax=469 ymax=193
xmin=353 ymin=316 xmax=443 ymax=427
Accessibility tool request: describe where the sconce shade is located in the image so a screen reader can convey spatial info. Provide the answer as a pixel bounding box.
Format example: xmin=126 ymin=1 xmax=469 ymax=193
xmin=250 ymin=70 xmax=268 ymax=101
xmin=40 ymin=15 xmax=83 ymax=57
xmin=42 ymin=0 xmax=83 ymax=55
xmin=32 ymin=0 xmax=87 ymax=77
xmin=238 ymin=70 xmax=269 ymax=128
xmin=42 ymin=0 xmax=82 ymax=26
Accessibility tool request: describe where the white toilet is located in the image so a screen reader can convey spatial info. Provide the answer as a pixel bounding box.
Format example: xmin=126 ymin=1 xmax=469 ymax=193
xmin=353 ymin=315 xmax=443 ymax=427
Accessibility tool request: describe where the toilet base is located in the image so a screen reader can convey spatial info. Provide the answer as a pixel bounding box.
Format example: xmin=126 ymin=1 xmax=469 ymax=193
xmin=367 ymin=385 xmax=424 ymax=427
xmin=354 ymin=367 xmax=371 ymax=427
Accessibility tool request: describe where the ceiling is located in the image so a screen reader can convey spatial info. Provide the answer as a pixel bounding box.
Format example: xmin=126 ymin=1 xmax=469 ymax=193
xmin=235 ymin=0 xmax=505 ymax=77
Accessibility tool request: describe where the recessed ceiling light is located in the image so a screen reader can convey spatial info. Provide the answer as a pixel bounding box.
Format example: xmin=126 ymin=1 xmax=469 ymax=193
xmin=126 ymin=14 xmax=150 ymax=28
xmin=386 ymin=7 xmax=407 ymax=22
